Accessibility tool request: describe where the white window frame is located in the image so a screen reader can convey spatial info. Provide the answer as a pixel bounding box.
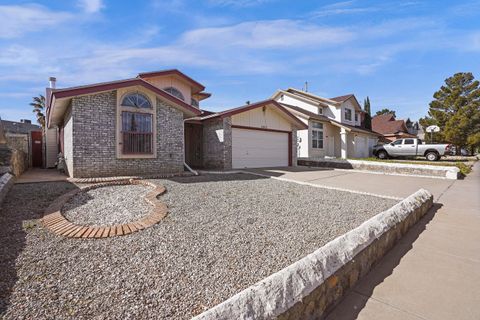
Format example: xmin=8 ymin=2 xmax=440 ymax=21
xmin=116 ymin=88 xmax=157 ymax=159
xmin=311 ymin=122 xmax=324 ymax=149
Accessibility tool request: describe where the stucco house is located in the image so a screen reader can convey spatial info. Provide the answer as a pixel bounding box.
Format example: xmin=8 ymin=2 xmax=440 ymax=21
xmin=372 ymin=113 xmax=417 ymax=142
xmin=45 ymin=69 xmax=306 ymax=178
xmin=271 ymin=88 xmax=380 ymax=159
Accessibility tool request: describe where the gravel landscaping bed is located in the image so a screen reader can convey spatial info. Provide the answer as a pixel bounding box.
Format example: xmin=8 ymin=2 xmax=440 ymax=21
xmin=0 ymin=173 xmax=398 ymax=320
xmin=62 ymin=184 xmax=152 ymax=226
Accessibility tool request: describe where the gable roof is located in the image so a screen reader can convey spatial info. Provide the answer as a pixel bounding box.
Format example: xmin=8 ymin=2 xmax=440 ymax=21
xmin=137 ymin=69 xmax=205 ymax=93
xmin=47 ymin=77 xmax=202 ymax=127
xmin=330 ymin=94 xmax=354 ymax=103
xmin=285 ymin=88 xmax=340 ymax=105
xmin=372 ymin=113 xmax=409 ymax=135
xmin=192 ymin=99 xmax=308 ymax=130
xmin=281 ymin=103 xmax=380 ymax=136
xmin=271 ymin=89 xmax=331 ymax=108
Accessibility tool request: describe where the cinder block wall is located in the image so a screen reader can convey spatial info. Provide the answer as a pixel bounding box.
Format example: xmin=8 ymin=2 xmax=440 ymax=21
xmin=70 ymin=91 xmax=184 ymax=178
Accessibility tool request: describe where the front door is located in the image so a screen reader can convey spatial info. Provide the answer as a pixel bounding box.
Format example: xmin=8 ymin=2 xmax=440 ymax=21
xmin=184 ymin=123 xmax=203 ymax=168
xmin=328 ymin=136 xmax=335 ymax=157
xmin=31 ymin=131 xmax=43 ymax=167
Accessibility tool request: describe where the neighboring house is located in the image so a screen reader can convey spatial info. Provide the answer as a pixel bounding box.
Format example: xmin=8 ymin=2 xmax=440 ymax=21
xmin=45 ymin=69 xmax=306 ymax=178
xmin=372 ymin=113 xmax=417 ymax=142
xmin=270 ymin=88 xmax=380 ymax=159
xmin=406 ymin=120 xmax=425 ymax=140
xmin=1 ymin=118 xmax=42 ymax=167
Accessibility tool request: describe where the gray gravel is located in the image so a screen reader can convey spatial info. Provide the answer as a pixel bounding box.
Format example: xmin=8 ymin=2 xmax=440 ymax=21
xmin=62 ymin=184 xmax=152 ymax=226
xmin=0 ymin=173 xmax=398 ymax=320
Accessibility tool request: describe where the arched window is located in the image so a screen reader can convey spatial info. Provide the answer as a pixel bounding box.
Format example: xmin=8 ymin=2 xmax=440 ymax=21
xmin=121 ymin=92 xmax=152 ymax=108
xmin=191 ymin=98 xmax=199 ymax=108
xmin=163 ymin=87 xmax=185 ymax=101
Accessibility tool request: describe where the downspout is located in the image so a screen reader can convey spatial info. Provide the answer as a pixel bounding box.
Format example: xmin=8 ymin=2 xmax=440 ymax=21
xmin=183 ymin=118 xmax=199 ymax=176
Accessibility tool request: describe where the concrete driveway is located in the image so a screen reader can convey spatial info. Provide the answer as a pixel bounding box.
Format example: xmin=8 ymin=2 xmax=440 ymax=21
xmin=246 ymin=166 xmax=455 ymax=200
xmin=249 ymin=164 xmax=480 ymax=320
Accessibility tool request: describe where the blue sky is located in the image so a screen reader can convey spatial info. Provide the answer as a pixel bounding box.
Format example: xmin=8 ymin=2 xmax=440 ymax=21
xmin=0 ymin=0 xmax=479 ymax=124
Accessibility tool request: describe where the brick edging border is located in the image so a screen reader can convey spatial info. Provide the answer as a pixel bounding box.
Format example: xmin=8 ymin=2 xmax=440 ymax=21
xmin=41 ymin=179 xmax=168 ymax=239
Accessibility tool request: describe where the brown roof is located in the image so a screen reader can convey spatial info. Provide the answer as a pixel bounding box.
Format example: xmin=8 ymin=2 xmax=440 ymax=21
xmin=137 ymin=69 xmax=205 ymax=93
xmin=194 ymin=100 xmax=308 ymax=130
xmin=279 ymin=103 xmax=331 ymax=122
xmin=372 ymin=113 xmax=410 ymax=135
xmin=48 ymin=78 xmax=202 ymax=125
xmin=280 ymin=103 xmax=380 ymax=136
xmin=330 ymin=94 xmax=354 ymax=103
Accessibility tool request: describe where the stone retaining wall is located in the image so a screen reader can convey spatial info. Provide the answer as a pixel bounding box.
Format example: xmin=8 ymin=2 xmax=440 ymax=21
xmin=193 ymin=189 xmax=433 ymax=320
xmin=0 ymin=145 xmax=27 ymax=177
xmin=299 ymin=158 xmax=459 ymax=180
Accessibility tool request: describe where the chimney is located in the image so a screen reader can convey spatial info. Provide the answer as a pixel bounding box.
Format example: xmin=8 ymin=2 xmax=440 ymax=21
xmin=49 ymin=76 xmax=57 ymax=89
xmin=20 ymin=119 xmax=32 ymax=124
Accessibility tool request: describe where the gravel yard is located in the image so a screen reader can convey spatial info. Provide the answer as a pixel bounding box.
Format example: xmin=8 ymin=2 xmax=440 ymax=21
xmin=0 ymin=173 xmax=398 ymax=319
xmin=62 ymin=184 xmax=152 ymax=226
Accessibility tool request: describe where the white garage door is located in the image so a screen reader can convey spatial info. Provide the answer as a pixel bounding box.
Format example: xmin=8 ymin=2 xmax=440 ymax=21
xmin=354 ymin=136 xmax=368 ymax=158
xmin=232 ymin=128 xmax=289 ymax=168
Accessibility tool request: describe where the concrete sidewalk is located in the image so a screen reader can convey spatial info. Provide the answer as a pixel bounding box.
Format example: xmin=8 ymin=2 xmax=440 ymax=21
xmin=326 ymin=162 xmax=480 ymax=320
xmin=15 ymin=168 xmax=68 ymax=184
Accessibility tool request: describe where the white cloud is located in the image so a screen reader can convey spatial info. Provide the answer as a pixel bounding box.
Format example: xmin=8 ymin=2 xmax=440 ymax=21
xmin=180 ymin=20 xmax=352 ymax=49
xmin=0 ymin=45 xmax=39 ymax=66
xmin=0 ymin=4 xmax=71 ymax=38
xmin=312 ymin=1 xmax=378 ymax=17
xmin=77 ymin=0 xmax=104 ymax=13
xmin=207 ymin=0 xmax=272 ymax=7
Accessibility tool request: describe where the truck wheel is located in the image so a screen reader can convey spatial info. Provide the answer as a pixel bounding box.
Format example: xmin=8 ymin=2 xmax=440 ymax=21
xmin=377 ymin=150 xmax=388 ymax=159
xmin=425 ymin=152 xmax=439 ymax=161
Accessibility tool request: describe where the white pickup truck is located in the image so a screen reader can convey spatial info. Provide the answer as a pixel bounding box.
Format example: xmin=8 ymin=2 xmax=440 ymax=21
xmin=372 ymin=138 xmax=451 ymax=161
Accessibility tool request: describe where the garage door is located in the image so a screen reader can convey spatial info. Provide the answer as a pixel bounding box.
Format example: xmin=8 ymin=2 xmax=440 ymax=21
xmin=354 ymin=136 xmax=368 ymax=158
xmin=232 ymin=128 xmax=289 ymax=168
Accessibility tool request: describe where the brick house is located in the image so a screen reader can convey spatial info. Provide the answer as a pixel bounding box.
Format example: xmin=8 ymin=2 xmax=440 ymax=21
xmin=46 ymin=70 xmax=306 ymax=178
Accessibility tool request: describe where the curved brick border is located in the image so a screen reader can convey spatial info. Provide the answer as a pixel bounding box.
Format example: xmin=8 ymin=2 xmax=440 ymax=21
xmin=41 ymin=179 xmax=168 ymax=239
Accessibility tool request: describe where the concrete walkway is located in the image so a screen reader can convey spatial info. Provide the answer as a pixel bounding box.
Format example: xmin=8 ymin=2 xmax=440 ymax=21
xmin=325 ymin=162 xmax=480 ymax=320
xmin=15 ymin=168 xmax=68 ymax=184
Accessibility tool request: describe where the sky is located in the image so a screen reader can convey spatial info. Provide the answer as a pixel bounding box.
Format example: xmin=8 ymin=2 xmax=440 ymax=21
xmin=0 ymin=0 xmax=479 ymax=125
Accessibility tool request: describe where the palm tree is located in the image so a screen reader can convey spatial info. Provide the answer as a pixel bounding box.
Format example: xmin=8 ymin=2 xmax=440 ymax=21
xmin=30 ymin=94 xmax=45 ymax=128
